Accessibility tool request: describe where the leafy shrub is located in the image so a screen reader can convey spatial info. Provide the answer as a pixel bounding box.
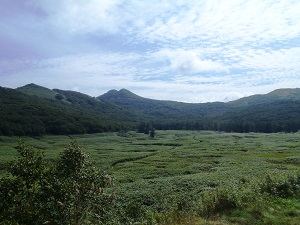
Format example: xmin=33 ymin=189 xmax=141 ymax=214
xmin=0 ymin=140 xmax=115 ymax=225
xmin=197 ymin=172 xmax=300 ymax=219
xmin=259 ymin=172 xmax=300 ymax=197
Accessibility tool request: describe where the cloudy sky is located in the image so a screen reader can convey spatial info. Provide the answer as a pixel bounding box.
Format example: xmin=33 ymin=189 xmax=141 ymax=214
xmin=0 ymin=0 xmax=299 ymax=102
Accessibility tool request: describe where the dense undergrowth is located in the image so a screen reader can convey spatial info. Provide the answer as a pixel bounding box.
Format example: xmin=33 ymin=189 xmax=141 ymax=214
xmin=0 ymin=132 xmax=300 ymax=224
xmin=113 ymin=172 xmax=300 ymax=225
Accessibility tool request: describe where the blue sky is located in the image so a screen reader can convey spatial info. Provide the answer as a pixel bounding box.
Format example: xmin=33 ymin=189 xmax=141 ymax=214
xmin=0 ymin=0 xmax=299 ymax=102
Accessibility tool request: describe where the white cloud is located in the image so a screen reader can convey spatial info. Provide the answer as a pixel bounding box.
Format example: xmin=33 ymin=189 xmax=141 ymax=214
xmin=139 ymin=0 xmax=300 ymax=45
xmin=30 ymin=0 xmax=124 ymax=34
xmin=238 ymin=47 xmax=300 ymax=71
xmin=155 ymin=49 xmax=228 ymax=73
xmin=29 ymin=0 xmax=300 ymax=42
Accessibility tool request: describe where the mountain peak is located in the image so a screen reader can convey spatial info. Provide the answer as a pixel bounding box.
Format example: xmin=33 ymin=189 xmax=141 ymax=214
xmin=99 ymin=88 xmax=142 ymax=100
xmin=119 ymin=88 xmax=140 ymax=96
xmin=17 ymin=83 xmax=58 ymax=99
xmin=19 ymin=83 xmax=44 ymax=89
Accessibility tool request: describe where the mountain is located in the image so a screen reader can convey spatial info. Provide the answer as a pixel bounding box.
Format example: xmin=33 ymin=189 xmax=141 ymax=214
xmin=268 ymin=88 xmax=300 ymax=100
xmin=99 ymin=88 xmax=300 ymax=132
xmin=0 ymin=84 xmax=299 ymax=135
xmin=16 ymin=84 xmax=136 ymax=123
xmin=207 ymin=88 xmax=300 ymax=132
xmin=0 ymin=86 xmax=135 ymax=136
xmin=16 ymin=83 xmax=60 ymax=100
xmin=98 ymin=89 xmax=229 ymax=122
xmin=211 ymin=100 xmax=300 ymax=132
xmin=101 ymin=88 xmax=143 ymax=100
xmin=229 ymin=88 xmax=300 ymax=107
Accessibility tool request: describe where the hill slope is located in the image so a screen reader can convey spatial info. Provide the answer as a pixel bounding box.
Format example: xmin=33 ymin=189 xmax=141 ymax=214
xmin=229 ymin=88 xmax=300 ymax=107
xmin=99 ymin=89 xmax=229 ymax=122
xmin=0 ymin=85 xmax=299 ymax=135
xmin=0 ymin=86 xmax=135 ymax=136
xmin=16 ymin=83 xmax=59 ymax=100
xmin=99 ymin=88 xmax=300 ymax=132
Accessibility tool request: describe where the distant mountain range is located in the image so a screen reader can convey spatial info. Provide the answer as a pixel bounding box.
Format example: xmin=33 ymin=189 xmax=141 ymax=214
xmin=0 ymin=83 xmax=299 ymax=136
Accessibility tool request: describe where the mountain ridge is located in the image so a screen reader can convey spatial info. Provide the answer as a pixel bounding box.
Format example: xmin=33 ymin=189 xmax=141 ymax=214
xmin=15 ymin=83 xmax=300 ymax=104
xmin=229 ymin=88 xmax=300 ymax=107
xmin=0 ymin=84 xmax=299 ymax=135
xmin=100 ymin=87 xmax=300 ymax=104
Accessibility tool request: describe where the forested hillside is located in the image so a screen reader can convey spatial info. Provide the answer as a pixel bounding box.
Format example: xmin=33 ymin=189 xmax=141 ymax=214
xmin=99 ymin=88 xmax=229 ymax=123
xmin=209 ymin=100 xmax=300 ymax=133
xmin=0 ymin=86 xmax=134 ymax=136
xmin=1 ymin=84 xmax=300 ymax=136
xmin=99 ymin=88 xmax=300 ymax=133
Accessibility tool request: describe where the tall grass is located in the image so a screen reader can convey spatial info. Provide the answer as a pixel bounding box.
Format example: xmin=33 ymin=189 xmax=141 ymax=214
xmin=1 ymin=131 xmax=300 ymax=224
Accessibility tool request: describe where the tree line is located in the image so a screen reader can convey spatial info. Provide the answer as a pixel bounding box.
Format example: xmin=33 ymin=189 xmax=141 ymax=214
xmin=138 ymin=120 xmax=300 ymax=134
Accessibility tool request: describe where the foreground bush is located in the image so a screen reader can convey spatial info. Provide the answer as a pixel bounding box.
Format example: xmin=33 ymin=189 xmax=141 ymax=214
xmin=119 ymin=172 xmax=300 ymax=224
xmin=0 ymin=140 xmax=115 ymax=225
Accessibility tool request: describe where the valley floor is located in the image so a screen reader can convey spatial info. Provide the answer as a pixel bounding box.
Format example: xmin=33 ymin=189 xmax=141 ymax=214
xmin=1 ymin=131 xmax=300 ymax=224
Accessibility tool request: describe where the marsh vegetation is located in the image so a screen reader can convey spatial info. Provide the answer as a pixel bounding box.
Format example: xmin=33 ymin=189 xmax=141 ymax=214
xmin=0 ymin=131 xmax=300 ymax=224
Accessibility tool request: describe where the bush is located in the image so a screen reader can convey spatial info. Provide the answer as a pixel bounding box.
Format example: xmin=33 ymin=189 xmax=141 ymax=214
xmin=197 ymin=172 xmax=300 ymax=219
xmin=0 ymin=140 xmax=115 ymax=225
xmin=259 ymin=172 xmax=300 ymax=197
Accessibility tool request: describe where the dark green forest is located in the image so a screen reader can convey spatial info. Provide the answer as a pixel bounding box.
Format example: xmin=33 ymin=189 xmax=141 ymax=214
xmin=0 ymin=86 xmax=134 ymax=136
xmin=1 ymin=84 xmax=300 ymax=136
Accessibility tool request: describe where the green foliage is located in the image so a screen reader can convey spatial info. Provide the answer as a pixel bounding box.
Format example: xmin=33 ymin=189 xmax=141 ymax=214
xmin=197 ymin=173 xmax=300 ymax=224
xmin=150 ymin=128 xmax=155 ymax=138
xmin=260 ymin=173 xmax=300 ymax=197
xmin=17 ymin=83 xmax=58 ymax=100
xmin=55 ymin=93 xmax=64 ymax=100
xmin=0 ymin=140 xmax=46 ymax=223
xmin=1 ymin=131 xmax=300 ymax=224
xmin=0 ymin=87 xmax=131 ymax=136
xmin=214 ymin=100 xmax=300 ymax=133
xmin=100 ymin=88 xmax=300 ymax=133
xmin=41 ymin=140 xmax=115 ymax=224
xmin=11 ymin=140 xmax=45 ymax=187
xmin=0 ymin=140 xmax=114 ymax=225
xmin=57 ymin=140 xmax=88 ymax=175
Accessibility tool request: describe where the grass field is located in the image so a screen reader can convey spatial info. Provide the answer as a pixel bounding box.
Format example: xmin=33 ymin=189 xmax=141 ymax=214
xmin=1 ymin=130 xmax=300 ymax=224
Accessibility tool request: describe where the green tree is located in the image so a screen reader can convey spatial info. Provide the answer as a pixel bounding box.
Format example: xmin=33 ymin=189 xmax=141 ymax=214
xmin=43 ymin=140 xmax=115 ymax=224
xmin=0 ymin=140 xmax=115 ymax=225
xmin=55 ymin=93 xmax=64 ymax=100
xmin=150 ymin=127 xmax=155 ymax=138
xmin=137 ymin=122 xmax=146 ymax=133
xmin=0 ymin=140 xmax=45 ymax=223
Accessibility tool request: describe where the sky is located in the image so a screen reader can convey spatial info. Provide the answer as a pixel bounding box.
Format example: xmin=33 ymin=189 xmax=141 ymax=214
xmin=0 ymin=0 xmax=300 ymax=103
